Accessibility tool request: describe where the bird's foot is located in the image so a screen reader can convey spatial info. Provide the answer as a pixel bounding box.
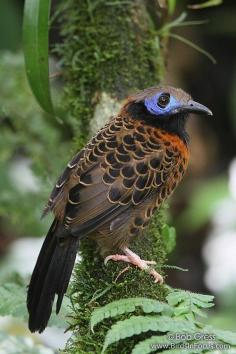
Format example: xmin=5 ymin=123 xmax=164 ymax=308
xmin=104 ymin=247 xmax=163 ymax=284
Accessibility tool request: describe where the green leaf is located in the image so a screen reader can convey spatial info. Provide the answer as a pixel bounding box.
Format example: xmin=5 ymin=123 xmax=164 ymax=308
xmin=23 ymin=0 xmax=54 ymax=114
xmin=132 ymin=327 xmax=236 ymax=354
xmin=210 ymin=328 xmax=236 ymax=345
xmin=158 ymin=12 xmax=207 ymax=36
xmin=168 ymin=33 xmax=216 ymax=64
xmin=0 ymin=283 xmax=27 ymax=319
xmin=0 ymin=276 xmax=69 ymax=329
xmin=132 ymin=335 xmax=179 ymax=354
xmin=167 ymin=290 xmax=214 ymax=307
xmin=187 ymin=292 xmax=215 ymax=303
xmin=161 ymin=349 xmax=202 ymax=354
xmin=161 ymin=224 xmax=176 ymax=254
xmin=188 ymin=0 xmax=223 ymax=10
xmin=90 ymin=297 xmax=172 ymax=331
xmin=158 ymin=12 xmax=187 ymax=34
xmin=167 ymin=0 xmax=176 ymax=15
xmin=167 ymin=290 xmax=214 ymax=320
xmin=102 ymin=315 xmax=195 ymax=353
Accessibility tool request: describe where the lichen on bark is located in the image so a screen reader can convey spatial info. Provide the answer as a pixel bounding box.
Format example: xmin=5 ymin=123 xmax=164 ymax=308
xmin=56 ymin=0 xmax=170 ymax=352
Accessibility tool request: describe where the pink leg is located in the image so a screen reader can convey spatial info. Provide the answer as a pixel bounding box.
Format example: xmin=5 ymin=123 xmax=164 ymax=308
xmin=104 ymin=254 xmax=131 ymax=264
xmin=104 ymin=247 xmax=163 ymax=284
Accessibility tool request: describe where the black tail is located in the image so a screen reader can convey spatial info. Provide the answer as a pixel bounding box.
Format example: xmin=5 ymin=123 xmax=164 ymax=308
xmin=27 ymin=219 xmax=79 ymax=333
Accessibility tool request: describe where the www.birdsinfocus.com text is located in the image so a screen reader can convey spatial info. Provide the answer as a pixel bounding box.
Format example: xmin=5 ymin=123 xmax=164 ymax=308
xmin=150 ymin=332 xmax=231 ymax=350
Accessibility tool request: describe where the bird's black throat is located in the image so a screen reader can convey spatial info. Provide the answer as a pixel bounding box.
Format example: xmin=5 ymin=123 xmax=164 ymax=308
xmin=127 ymin=102 xmax=189 ymax=145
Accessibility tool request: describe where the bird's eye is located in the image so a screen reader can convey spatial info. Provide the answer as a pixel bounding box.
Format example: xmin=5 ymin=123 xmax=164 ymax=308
xmin=157 ymin=93 xmax=170 ymax=108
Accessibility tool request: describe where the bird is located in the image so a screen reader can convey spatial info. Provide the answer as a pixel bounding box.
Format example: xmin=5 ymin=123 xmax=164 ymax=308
xmin=27 ymin=85 xmax=212 ymax=333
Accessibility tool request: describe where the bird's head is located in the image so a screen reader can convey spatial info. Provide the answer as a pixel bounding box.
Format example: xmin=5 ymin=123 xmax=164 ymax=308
xmin=123 ymin=86 xmax=212 ymax=142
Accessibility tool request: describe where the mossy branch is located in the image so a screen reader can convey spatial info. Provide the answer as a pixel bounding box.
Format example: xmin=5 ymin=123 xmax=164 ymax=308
xmin=56 ymin=1 xmax=171 ymax=352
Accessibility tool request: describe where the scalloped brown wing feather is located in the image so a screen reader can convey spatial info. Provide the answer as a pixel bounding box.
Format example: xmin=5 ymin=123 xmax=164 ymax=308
xmin=43 ymin=115 xmax=188 ymax=247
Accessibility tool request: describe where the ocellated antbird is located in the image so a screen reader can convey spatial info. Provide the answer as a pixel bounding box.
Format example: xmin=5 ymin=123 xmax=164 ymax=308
xmin=27 ymin=86 xmax=212 ymax=333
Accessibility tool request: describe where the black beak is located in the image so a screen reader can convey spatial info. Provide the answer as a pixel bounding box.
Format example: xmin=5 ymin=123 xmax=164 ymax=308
xmin=171 ymin=100 xmax=213 ymax=116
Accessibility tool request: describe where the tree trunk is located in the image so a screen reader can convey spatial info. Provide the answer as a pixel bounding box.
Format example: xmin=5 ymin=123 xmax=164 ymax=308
xmin=57 ymin=1 xmax=171 ymax=352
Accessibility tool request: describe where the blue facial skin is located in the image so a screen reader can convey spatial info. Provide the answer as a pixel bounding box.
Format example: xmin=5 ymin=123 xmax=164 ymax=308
xmin=144 ymin=93 xmax=182 ymax=117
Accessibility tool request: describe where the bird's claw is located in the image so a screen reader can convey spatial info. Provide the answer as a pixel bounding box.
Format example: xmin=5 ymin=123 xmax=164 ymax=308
xmin=144 ymin=260 xmax=157 ymax=265
xmin=149 ymin=269 xmax=164 ymax=284
xmin=104 ymin=249 xmax=163 ymax=284
xmin=104 ymin=254 xmax=130 ymax=265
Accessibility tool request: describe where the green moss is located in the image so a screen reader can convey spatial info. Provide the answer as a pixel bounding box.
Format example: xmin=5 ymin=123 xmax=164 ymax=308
xmin=56 ymin=0 xmax=165 ymax=137
xmin=56 ymin=1 xmax=169 ymax=353
xmin=65 ymin=212 xmax=167 ymax=354
xmin=62 ymin=210 xmax=168 ymax=353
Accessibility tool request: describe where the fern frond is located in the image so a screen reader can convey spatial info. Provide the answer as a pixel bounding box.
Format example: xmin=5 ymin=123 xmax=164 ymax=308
xmin=132 ymin=335 xmax=173 ymax=354
xmin=167 ymin=290 xmax=214 ymax=320
xmin=167 ymin=289 xmax=214 ymax=307
xmin=90 ymin=297 xmax=172 ymax=331
xmin=206 ymin=327 xmax=236 ymax=346
xmin=158 ymin=264 xmax=188 ymax=272
xmin=132 ymin=327 xmax=236 ymax=354
xmin=102 ymin=315 xmax=196 ymax=353
xmin=159 ymin=349 xmax=202 ymax=354
xmin=188 ymin=292 xmax=215 ymax=304
xmin=0 ymin=280 xmax=69 ymax=329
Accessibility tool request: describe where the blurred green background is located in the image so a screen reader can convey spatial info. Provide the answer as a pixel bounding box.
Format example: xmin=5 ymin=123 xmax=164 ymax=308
xmin=0 ymin=0 xmax=236 ymax=352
